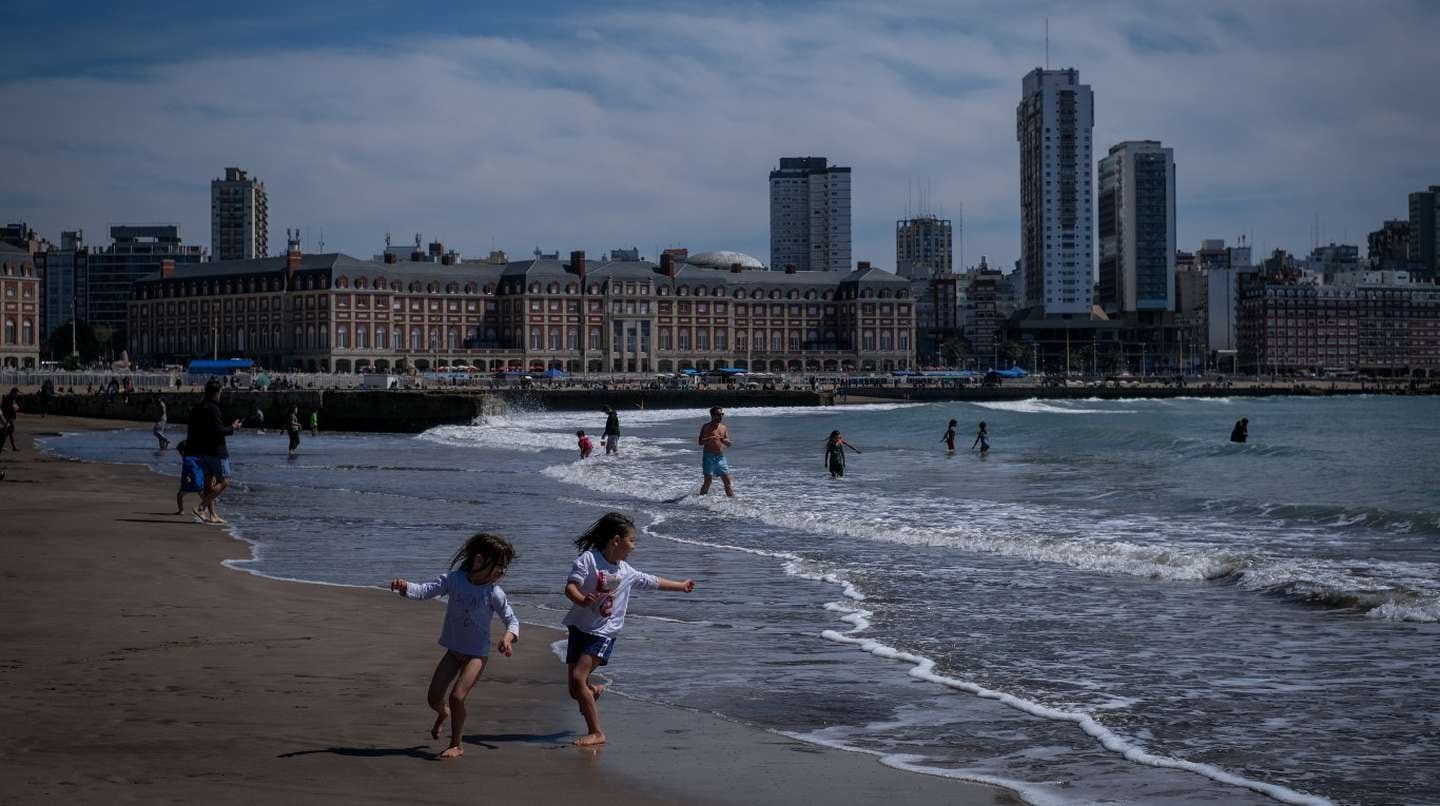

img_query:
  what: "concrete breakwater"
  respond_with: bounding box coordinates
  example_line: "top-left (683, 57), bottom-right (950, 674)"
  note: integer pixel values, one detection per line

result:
top-left (17, 388), bottom-right (827, 433)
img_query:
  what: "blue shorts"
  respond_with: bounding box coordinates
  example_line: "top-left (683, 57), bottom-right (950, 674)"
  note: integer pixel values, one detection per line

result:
top-left (702, 452), bottom-right (730, 477)
top-left (566, 626), bottom-right (616, 666)
top-left (197, 455), bottom-right (231, 482)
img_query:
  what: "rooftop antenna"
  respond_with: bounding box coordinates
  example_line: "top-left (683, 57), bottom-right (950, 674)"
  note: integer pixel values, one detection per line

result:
top-left (959, 201), bottom-right (965, 271)
top-left (385, 232), bottom-right (391, 248)
top-left (1045, 17), bottom-right (1050, 70)
top-left (318, 227), bottom-right (325, 253)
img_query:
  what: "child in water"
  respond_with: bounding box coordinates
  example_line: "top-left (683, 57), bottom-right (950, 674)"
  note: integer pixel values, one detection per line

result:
top-left (389, 533), bottom-right (519, 759)
top-left (562, 512), bottom-right (695, 747)
top-left (174, 439), bottom-right (203, 514)
top-left (942, 419), bottom-right (957, 452)
top-left (824, 430), bottom-right (862, 478)
top-left (577, 430), bottom-right (594, 459)
top-left (972, 421), bottom-right (990, 454)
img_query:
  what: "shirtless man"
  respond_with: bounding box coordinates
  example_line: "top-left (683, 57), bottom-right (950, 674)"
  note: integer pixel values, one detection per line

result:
top-left (697, 406), bottom-right (735, 497)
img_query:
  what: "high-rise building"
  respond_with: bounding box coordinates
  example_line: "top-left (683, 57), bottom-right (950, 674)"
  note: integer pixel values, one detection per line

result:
top-left (1408, 185), bottom-right (1439, 279)
top-left (1368, 220), bottom-right (1409, 270)
top-left (770, 157), bottom-right (851, 272)
top-left (895, 215), bottom-right (952, 279)
top-left (1098, 141), bottom-right (1175, 316)
top-left (1204, 239), bottom-right (1253, 355)
top-left (38, 230), bottom-right (87, 347)
top-left (1308, 243), bottom-right (1360, 284)
top-left (85, 225), bottom-right (204, 337)
top-left (1016, 68), bottom-right (1094, 315)
top-left (211, 166), bottom-right (269, 261)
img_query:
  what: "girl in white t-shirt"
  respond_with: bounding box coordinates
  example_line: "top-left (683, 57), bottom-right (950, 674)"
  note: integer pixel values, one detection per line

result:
top-left (562, 512), bottom-right (695, 747)
top-left (390, 532), bottom-right (519, 759)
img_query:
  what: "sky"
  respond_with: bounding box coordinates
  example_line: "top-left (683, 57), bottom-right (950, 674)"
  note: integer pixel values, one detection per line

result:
top-left (2, 0), bottom-right (1437, 273)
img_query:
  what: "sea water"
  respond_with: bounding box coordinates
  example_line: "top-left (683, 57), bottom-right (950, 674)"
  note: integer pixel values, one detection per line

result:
top-left (47, 395), bottom-right (1440, 804)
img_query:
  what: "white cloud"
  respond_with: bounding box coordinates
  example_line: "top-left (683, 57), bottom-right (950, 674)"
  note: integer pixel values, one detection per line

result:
top-left (1, 0), bottom-right (1436, 270)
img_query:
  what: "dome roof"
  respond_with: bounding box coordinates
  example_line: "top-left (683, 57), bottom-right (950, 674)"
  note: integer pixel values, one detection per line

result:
top-left (685, 250), bottom-right (766, 270)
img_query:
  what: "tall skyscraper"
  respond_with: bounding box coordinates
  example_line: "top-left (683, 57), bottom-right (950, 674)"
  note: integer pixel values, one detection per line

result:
top-left (84, 225), bottom-right (204, 335)
top-left (211, 166), bottom-right (269, 261)
top-left (895, 215), bottom-right (953, 279)
top-left (1097, 140), bottom-right (1175, 315)
top-left (1016, 68), bottom-right (1093, 315)
top-left (770, 157), bottom-right (851, 271)
top-left (1408, 185), bottom-right (1439, 279)
top-left (38, 230), bottom-right (87, 344)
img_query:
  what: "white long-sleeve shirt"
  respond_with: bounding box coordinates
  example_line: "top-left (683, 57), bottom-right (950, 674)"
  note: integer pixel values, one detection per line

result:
top-left (403, 570), bottom-right (520, 658)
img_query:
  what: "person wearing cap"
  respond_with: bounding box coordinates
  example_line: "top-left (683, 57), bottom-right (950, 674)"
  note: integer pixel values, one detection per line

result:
top-left (697, 406), bottom-right (734, 497)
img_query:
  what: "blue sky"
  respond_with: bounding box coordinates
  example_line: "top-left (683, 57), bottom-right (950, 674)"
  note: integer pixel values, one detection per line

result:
top-left (2, 0), bottom-right (1437, 271)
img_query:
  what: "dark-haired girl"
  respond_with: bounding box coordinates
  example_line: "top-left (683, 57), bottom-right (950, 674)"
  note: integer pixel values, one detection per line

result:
top-left (390, 533), bottom-right (520, 759)
top-left (942, 419), bottom-right (957, 453)
top-left (562, 512), bottom-right (694, 747)
top-left (824, 430), bottom-right (862, 478)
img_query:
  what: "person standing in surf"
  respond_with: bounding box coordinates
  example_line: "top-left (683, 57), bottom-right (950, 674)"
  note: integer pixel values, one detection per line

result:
top-left (971, 421), bottom-right (989, 455)
top-left (601, 405), bottom-right (621, 455)
top-left (153, 400), bottom-right (170, 450)
top-left (1230, 418), bottom-right (1248, 443)
top-left (824, 430), bottom-right (862, 478)
top-left (942, 419), bottom-right (957, 452)
top-left (287, 405), bottom-right (302, 455)
top-left (698, 406), bottom-right (734, 497)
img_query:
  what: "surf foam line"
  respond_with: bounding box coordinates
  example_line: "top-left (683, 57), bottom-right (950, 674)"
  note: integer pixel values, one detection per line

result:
top-left (636, 507), bottom-right (1333, 806)
top-left (819, 615), bottom-right (1333, 806)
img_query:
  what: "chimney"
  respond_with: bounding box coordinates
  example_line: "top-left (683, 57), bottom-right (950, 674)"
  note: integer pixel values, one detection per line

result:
top-left (661, 251), bottom-right (676, 277)
top-left (857, 261), bottom-right (871, 270)
top-left (784, 263), bottom-right (797, 274)
top-left (161, 258), bottom-right (175, 279)
top-left (384, 251), bottom-right (397, 264)
top-left (286, 244), bottom-right (302, 277)
top-left (571, 250), bottom-right (586, 279)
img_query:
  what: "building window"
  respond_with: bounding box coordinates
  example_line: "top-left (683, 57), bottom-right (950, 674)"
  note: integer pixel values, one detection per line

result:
top-left (337, 325), bottom-right (349, 349)
top-left (678, 329), bottom-right (691, 350)
top-left (530, 328), bottom-right (542, 350)
top-left (357, 325), bottom-right (369, 349)
top-left (411, 328), bottom-right (423, 351)
top-left (660, 327), bottom-right (672, 350)
top-left (715, 330), bottom-right (728, 351)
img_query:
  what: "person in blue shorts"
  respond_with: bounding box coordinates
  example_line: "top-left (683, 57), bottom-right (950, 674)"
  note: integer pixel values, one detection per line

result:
top-left (697, 406), bottom-right (734, 497)
top-left (185, 379), bottom-right (242, 524)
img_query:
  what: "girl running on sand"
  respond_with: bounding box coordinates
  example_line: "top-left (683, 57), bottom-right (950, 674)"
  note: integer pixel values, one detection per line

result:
top-left (562, 512), bottom-right (694, 747)
top-left (389, 533), bottom-right (519, 760)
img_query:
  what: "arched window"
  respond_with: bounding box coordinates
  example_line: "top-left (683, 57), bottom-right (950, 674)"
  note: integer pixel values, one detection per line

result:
top-left (547, 283), bottom-right (558, 294)
top-left (447, 327), bottom-right (459, 349)
top-left (529, 283), bottom-right (541, 293)
top-left (409, 282), bottom-right (422, 293)
top-left (355, 277), bottom-right (368, 289)
top-left (822, 290), bottom-right (834, 300)
top-left (410, 328), bottom-right (422, 351)
top-left (804, 289), bottom-right (816, 300)
top-left (337, 325), bottom-right (349, 349)
top-left (677, 286), bottom-right (689, 296)
top-left (446, 282), bottom-right (459, 294)
top-left (305, 324), bottom-right (316, 349)
top-left (751, 289), bottom-right (763, 300)
top-left (428, 328), bottom-right (440, 349)
top-left (336, 276), bottom-right (350, 289)
top-left (861, 289), bottom-right (874, 299)
top-left (427, 283), bottom-right (439, 294)
top-left (769, 289), bottom-right (782, 300)
top-left (658, 286), bottom-right (670, 296)
top-left (732, 289), bottom-right (744, 299)
top-left (588, 285), bottom-right (600, 294)
top-left (565, 284), bottom-right (577, 294)
top-left (483, 284), bottom-right (495, 294)
top-left (391, 281), bottom-right (402, 291)
top-left (21, 321), bottom-right (32, 345)
top-left (3, 319), bottom-right (14, 345)
top-left (464, 283), bottom-right (477, 294)
top-left (878, 289), bottom-right (893, 299)
top-left (787, 290), bottom-right (799, 299)
top-left (897, 288), bottom-right (909, 298)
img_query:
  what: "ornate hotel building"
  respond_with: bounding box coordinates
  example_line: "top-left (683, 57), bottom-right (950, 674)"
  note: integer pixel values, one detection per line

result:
top-left (1, 242), bottom-right (42, 368)
top-left (127, 245), bottom-right (916, 374)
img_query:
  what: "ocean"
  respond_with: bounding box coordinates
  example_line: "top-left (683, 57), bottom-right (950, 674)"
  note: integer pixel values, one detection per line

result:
top-left (46, 395), bottom-right (1440, 805)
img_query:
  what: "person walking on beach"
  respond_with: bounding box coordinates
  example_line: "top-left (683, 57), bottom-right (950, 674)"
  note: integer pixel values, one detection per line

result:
top-left (1, 388), bottom-right (21, 452)
top-left (390, 533), bottom-right (519, 760)
top-left (308, 410), bottom-right (319, 438)
top-left (40, 379), bottom-right (54, 418)
top-left (824, 430), bottom-right (862, 479)
top-left (153, 400), bottom-right (170, 450)
top-left (698, 406), bottom-right (734, 497)
top-left (562, 512), bottom-right (694, 747)
top-left (972, 421), bottom-right (990, 455)
top-left (185, 379), bottom-right (241, 525)
top-left (942, 419), bottom-right (957, 453)
top-left (602, 405), bottom-right (620, 455)
top-left (286, 406), bottom-right (302, 456)
top-left (1230, 418), bottom-right (1249, 444)
top-left (577, 430), bottom-right (594, 459)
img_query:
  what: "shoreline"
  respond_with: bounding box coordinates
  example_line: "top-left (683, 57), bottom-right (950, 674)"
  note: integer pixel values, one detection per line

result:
top-left (0, 417), bottom-right (1007, 805)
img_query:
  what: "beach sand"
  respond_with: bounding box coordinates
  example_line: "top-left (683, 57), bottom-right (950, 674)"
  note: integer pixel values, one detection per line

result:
top-left (0, 417), bottom-right (1008, 805)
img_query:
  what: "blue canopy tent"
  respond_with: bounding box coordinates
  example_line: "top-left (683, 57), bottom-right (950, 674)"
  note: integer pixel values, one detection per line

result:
top-left (713, 367), bottom-right (748, 375)
top-left (985, 367), bottom-right (1028, 379)
top-left (543, 368), bottom-right (569, 379)
top-left (680, 368), bottom-right (700, 376)
top-left (920, 370), bottom-right (978, 379)
top-left (188, 359), bottom-right (254, 375)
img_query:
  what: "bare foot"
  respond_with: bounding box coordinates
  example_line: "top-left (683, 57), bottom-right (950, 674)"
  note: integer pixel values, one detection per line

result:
top-left (575, 732), bottom-right (607, 747)
top-left (589, 683), bottom-right (606, 700)
top-left (436, 744), bottom-right (464, 759)
top-left (173, 509), bottom-right (184, 515)
top-left (191, 508), bottom-right (212, 524)
top-left (431, 711), bottom-right (447, 739)
top-left (208, 515), bottom-right (227, 525)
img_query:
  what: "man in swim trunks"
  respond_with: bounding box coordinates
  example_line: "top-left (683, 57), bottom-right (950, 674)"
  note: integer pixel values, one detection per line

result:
top-left (698, 406), bottom-right (734, 497)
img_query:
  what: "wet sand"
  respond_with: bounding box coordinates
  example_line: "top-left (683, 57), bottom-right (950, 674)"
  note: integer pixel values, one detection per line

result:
top-left (0, 417), bottom-right (1008, 805)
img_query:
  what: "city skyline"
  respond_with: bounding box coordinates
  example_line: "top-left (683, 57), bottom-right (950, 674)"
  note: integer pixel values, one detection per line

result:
top-left (2, 1), bottom-right (1438, 274)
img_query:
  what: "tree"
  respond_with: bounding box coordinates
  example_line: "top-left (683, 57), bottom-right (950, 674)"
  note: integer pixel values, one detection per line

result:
top-left (999, 340), bottom-right (1026, 368)
top-left (938, 334), bottom-right (972, 368)
top-left (47, 320), bottom-right (102, 363)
